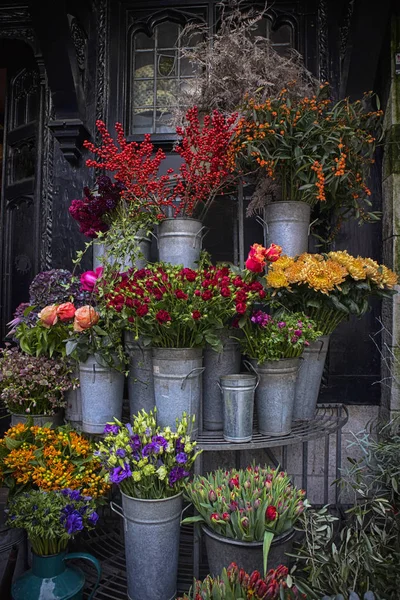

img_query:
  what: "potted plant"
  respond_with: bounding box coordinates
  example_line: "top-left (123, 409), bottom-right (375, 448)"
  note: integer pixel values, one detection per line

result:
top-left (178, 561), bottom-right (302, 599)
top-left (265, 250), bottom-right (398, 420)
top-left (0, 347), bottom-right (73, 427)
top-left (0, 421), bottom-right (109, 499)
top-left (239, 308), bottom-right (321, 436)
top-left (105, 261), bottom-right (266, 436)
top-left (182, 465), bottom-right (308, 577)
top-left (96, 409), bottom-right (201, 600)
top-left (8, 489), bottom-right (101, 600)
top-left (85, 107), bottom-right (238, 269)
top-left (69, 175), bottom-right (152, 271)
top-left (232, 87), bottom-right (383, 253)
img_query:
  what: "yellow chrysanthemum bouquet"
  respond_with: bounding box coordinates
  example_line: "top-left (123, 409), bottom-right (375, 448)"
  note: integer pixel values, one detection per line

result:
top-left (266, 251), bottom-right (398, 335)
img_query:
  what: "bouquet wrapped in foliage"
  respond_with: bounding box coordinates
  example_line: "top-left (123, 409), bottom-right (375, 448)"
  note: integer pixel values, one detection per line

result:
top-left (0, 347), bottom-right (73, 415)
top-left (266, 251), bottom-right (398, 335)
top-left (239, 311), bottom-right (321, 363)
top-left (84, 106), bottom-right (238, 222)
top-left (179, 562), bottom-right (303, 600)
top-left (231, 85), bottom-right (383, 234)
top-left (95, 409), bottom-right (201, 499)
top-left (103, 262), bottom-right (267, 351)
top-left (69, 175), bottom-right (124, 238)
top-left (0, 422), bottom-right (109, 498)
top-left (182, 465), bottom-right (307, 540)
top-left (7, 488), bottom-right (99, 555)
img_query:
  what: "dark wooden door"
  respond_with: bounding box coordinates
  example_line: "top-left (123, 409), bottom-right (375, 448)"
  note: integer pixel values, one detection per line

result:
top-left (0, 64), bottom-right (41, 337)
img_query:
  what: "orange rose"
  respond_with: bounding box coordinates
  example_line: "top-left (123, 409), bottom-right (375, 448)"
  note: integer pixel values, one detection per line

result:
top-left (73, 306), bottom-right (99, 332)
top-left (38, 305), bottom-right (58, 328)
top-left (56, 302), bottom-right (76, 322)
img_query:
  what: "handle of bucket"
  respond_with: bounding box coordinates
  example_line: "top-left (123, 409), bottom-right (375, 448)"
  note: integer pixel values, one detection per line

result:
top-left (148, 230), bottom-right (158, 246)
top-left (243, 360), bottom-right (260, 389)
top-left (181, 502), bottom-right (192, 521)
top-left (110, 501), bottom-right (128, 532)
top-left (181, 367), bottom-right (206, 390)
top-left (193, 226), bottom-right (208, 247)
top-left (256, 215), bottom-right (268, 234)
top-left (65, 552), bottom-right (101, 600)
top-left (308, 217), bottom-right (318, 236)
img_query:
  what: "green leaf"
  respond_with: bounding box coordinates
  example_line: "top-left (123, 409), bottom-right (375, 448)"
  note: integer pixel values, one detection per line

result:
top-left (181, 515), bottom-right (204, 525)
top-left (65, 340), bottom-right (78, 356)
top-left (263, 530), bottom-right (274, 576)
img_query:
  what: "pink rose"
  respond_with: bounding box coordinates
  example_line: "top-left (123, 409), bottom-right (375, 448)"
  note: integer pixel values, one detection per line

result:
top-left (38, 305), bottom-right (58, 328)
top-left (56, 302), bottom-right (76, 322)
top-left (80, 267), bottom-right (104, 292)
top-left (73, 306), bottom-right (100, 332)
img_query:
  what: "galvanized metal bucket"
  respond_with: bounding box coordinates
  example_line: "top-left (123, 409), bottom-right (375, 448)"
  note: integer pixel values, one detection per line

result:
top-left (93, 229), bottom-right (151, 270)
top-left (264, 201), bottom-right (311, 256)
top-left (202, 525), bottom-right (295, 576)
top-left (294, 335), bottom-right (330, 421)
top-left (152, 348), bottom-right (204, 439)
top-left (157, 218), bottom-right (206, 268)
top-left (219, 374), bottom-right (258, 442)
top-left (246, 358), bottom-right (300, 436)
top-left (111, 491), bottom-right (183, 600)
top-left (124, 331), bottom-right (155, 419)
top-left (0, 524), bottom-right (27, 586)
top-left (203, 332), bottom-right (241, 431)
top-left (64, 365), bottom-right (82, 430)
top-left (79, 355), bottom-right (125, 434)
top-left (11, 411), bottom-right (64, 428)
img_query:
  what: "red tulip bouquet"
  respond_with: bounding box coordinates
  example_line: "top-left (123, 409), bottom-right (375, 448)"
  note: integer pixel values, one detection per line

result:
top-left (101, 261), bottom-right (268, 351)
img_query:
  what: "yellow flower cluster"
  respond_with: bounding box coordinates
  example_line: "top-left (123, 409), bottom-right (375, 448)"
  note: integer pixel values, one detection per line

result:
top-left (266, 251), bottom-right (397, 295)
top-left (0, 424), bottom-right (109, 498)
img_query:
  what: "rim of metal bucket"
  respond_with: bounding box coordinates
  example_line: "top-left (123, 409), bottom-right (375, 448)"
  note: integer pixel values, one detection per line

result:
top-left (218, 373), bottom-right (259, 390)
top-left (201, 524), bottom-right (294, 546)
top-left (119, 489), bottom-right (183, 506)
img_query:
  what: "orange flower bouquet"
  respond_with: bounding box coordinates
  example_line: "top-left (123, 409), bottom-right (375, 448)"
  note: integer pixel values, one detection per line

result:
top-left (266, 251), bottom-right (398, 334)
top-left (0, 422), bottom-right (109, 498)
top-left (231, 84), bottom-right (383, 236)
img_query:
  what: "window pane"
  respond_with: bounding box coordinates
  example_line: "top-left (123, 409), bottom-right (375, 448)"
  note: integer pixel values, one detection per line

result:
top-left (133, 80), bottom-right (154, 107)
top-left (134, 52), bottom-right (154, 78)
top-left (157, 50), bottom-right (177, 77)
top-left (271, 24), bottom-right (293, 47)
top-left (135, 31), bottom-right (154, 50)
top-left (156, 79), bottom-right (177, 107)
top-left (132, 110), bottom-right (153, 133)
top-left (156, 22), bottom-right (179, 48)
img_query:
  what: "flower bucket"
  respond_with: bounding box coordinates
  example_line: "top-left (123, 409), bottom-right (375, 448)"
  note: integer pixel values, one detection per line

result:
top-left (220, 374), bottom-right (257, 443)
top-left (247, 358), bottom-right (300, 436)
top-left (294, 335), bottom-right (330, 421)
top-left (93, 228), bottom-right (151, 270)
top-left (203, 332), bottom-right (241, 431)
top-left (152, 348), bottom-right (204, 439)
top-left (202, 525), bottom-right (295, 576)
top-left (157, 218), bottom-right (205, 268)
top-left (124, 331), bottom-right (155, 419)
top-left (111, 491), bottom-right (182, 600)
top-left (11, 550), bottom-right (101, 600)
top-left (79, 355), bottom-right (125, 434)
top-left (0, 523), bottom-right (27, 589)
top-left (64, 366), bottom-right (81, 430)
top-left (264, 201), bottom-right (310, 256)
top-left (11, 412), bottom-right (64, 428)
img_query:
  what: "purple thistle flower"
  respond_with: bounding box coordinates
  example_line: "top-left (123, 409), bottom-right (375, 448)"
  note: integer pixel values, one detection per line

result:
top-left (116, 448), bottom-right (126, 458)
top-left (168, 466), bottom-right (190, 486)
top-left (109, 463), bottom-right (132, 484)
top-left (176, 452), bottom-right (188, 464)
top-left (104, 423), bottom-right (120, 435)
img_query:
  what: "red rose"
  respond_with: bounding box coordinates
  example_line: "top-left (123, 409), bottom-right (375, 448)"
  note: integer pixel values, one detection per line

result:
top-left (181, 268), bottom-right (197, 282)
top-left (259, 290), bottom-right (266, 299)
top-left (235, 302), bottom-right (247, 314)
top-left (194, 290), bottom-right (201, 296)
top-left (192, 310), bottom-right (201, 320)
top-left (245, 256), bottom-right (265, 273)
top-left (201, 290), bottom-right (213, 301)
top-left (265, 505), bottom-right (278, 521)
top-left (156, 310), bottom-right (171, 324)
top-left (56, 302), bottom-right (76, 322)
top-left (220, 287), bottom-right (231, 297)
top-left (265, 243), bottom-right (282, 262)
top-left (175, 290), bottom-right (188, 300)
top-left (235, 290), bottom-right (247, 302)
top-left (136, 304), bottom-right (149, 317)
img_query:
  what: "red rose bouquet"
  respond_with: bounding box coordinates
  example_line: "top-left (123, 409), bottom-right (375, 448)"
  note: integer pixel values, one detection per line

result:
top-left (103, 262), bottom-right (267, 351)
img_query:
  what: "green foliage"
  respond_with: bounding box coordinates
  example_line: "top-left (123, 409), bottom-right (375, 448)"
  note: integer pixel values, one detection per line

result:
top-left (15, 321), bottom-right (71, 358)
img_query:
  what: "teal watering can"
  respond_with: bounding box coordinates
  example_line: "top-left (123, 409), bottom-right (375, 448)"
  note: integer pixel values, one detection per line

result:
top-left (11, 550), bottom-right (101, 600)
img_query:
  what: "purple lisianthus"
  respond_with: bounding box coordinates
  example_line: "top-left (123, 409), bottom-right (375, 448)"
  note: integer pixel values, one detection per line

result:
top-left (126, 423), bottom-right (134, 436)
top-left (104, 423), bottom-right (120, 435)
top-left (251, 310), bottom-right (271, 328)
top-left (129, 434), bottom-right (141, 451)
top-left (291, 335), bottom-right (299, 343)
top-left (277, 321), bottom-right (286, 329)
top-left (69, 490), bottom-right (83, 501)
top-left (168, 466), bottom-right (189, 487)
top-left (63, 511), bottom-right (84, 535)
top-left (176, 437), bottom-right (185, 453)
top-left (116, 448), bottom-right (126, 458)
top-left (88, 511), bottom-right (99, 526)
top-left (142, 442), bottom-right (158, 457)
top-left (176, 452), bottom-right (188, 464)
top-left (152, 435), bottom-right (168, 450)
top-left (109, 463), bottom-right (132, 484)
top-left (294, 329), bottom-right (302, 337)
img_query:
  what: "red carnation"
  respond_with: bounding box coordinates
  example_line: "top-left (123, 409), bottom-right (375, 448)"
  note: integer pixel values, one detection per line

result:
top-left (194, 290), bottom-right (201, 296)
top-left (265, 505), bottom-right (278, 521)
top-left (136, 304), bottom-right (149, 317)
top-left (236, 302), bottom-right (247, 315)
top-left (192, 310), bottom-right (201, 320)
top-left (181, 268), bottom-right (197, 282)
top-left (201, 290), bottom-right (213, 301)
top-left (221, 287), bottom-right (231, 297)
top-left (175, 289), bottom-right (188, 300)
top-left (235, 290), bottom-right (248, 302)
top-left (156, 310), bottom-right (171, 324)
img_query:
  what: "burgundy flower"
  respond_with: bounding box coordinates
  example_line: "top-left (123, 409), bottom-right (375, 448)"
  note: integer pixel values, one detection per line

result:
top-left (192, 310), bottom-right (201, 320)
top-left (180, 268), bottom-right (197, 282)
top-left (201, 290), bottom-right (212, 301)
top-left (220, 287), bottom-right (231, 297)
top-left (80, 267), bottom-right (104, 292)
top-left (175, 290), bottom-right (188, 300)
top-left (265, 505), bottom-right (278, 521)
top-left (136, 304), bottom-right (149, 317)
top-left (236, 302), bottom-right (247, 314)
top-left (156, 310), bottom-right (171, 324)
